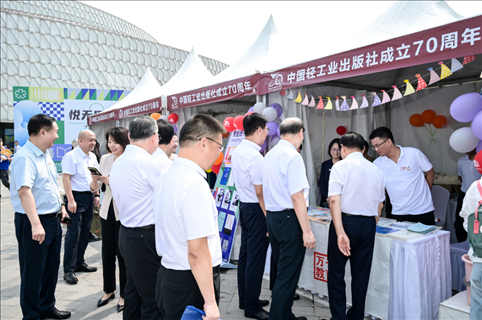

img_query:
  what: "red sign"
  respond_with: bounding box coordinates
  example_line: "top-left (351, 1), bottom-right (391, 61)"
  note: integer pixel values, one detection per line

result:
top-left (314, 252), bottom-right (328, 282)
top-left (87, 109), bottom-right (117, 126)
top-left (166, 74), bottom-right (262, 111)
top-left (87, 97), bottom-right (162, 125)
top-left (257, 16), bottom-right (482, 95)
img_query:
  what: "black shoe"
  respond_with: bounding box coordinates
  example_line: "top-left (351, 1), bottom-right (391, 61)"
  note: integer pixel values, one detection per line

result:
top-left (239, 299), bottom-right (269, 309)
top-left (40, 308), bottom-right (71, 319)
top-left (89, 233), bottom-right (101, 242)
top-left (75, 263), bottom-right (97, 273)
top-left (295, 317), bottom-right (307, 320)
top-left (293, 293), bottom-right (300, 300)
top-left (245, 309), bottom-right (269, 320)
top-left (117, 304), bottom-right (124, 313)
top-left (97, 293), bottom-right (115, 307)
top-left (63, 272), bottom-right (78, 284)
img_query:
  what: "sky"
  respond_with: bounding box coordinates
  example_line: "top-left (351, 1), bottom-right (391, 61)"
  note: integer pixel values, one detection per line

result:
top-left (79, 1), bottom-right (481, 66)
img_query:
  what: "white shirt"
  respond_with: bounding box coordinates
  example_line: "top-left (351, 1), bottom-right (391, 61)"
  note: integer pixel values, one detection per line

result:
top-left (262, 140), bottom-right (309, 211)
top-left (153, 147), bottom-right (175, 169)
top-left (374, 146), bottom-right (434, 215)
top-left (458, 155), bottom-right (482, 193)
top-left (328, 152), bottom-right (385, 216)
top-left (61, 147), bottom-right (98, 192)
top-left (231, 139), bottom-right (263, 203)
top-left (459, 178), bottom-right (482, 263)
top-left (15, 145), bottom-right (22, 153)
top-left (110, 145), bottom-right (169, 228)
top-left (153, 157), bottom-right (222, 270)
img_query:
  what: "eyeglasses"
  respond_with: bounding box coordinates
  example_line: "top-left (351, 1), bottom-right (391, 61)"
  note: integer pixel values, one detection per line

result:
top-left (372, 139), bottom-right (388, 150)
top-left (201, 137), bottom-right (224, 152)
top-left (331, 149), bottom-right (341, 152)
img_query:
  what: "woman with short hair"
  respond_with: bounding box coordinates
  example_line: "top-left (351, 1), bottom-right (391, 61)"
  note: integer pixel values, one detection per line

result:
top-left (318, 138), bottom-right (341, 207)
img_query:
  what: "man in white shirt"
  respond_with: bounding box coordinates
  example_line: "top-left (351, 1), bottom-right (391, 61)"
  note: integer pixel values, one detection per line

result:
top-left (459, 150), bottom-right (482, 319)
top-left (153, 119), bottom-right (176, 163)
top-left (61, 129), bottom-right (99, 284)
top-left (262, 117), bottom-right (316, 320)
top-left (455, 148), bottom-right (481, 241)
top-left (369, 127), bottom-right (435, 225)
top-left (110, 116), bottom-right (168, 320)
top-left (327, 132), bottom-right (385, 320)
top-left (153, 114), bottom-right (225, 320)
top-left (14, 140), bottom-right (22, 153)
top-left (231, 113), bottom-right (270, 319)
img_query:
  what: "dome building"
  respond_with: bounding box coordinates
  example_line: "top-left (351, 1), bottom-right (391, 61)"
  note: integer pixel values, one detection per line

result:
top-left (0, 0), bottom-right (228, 129)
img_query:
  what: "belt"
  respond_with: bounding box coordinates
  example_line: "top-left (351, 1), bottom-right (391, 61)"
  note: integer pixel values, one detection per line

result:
top-left (123, 224), bottom-right (155, 230)
top-left (73, 191), bottom-right (93, 194)
top-left (42, 210), bottom-right (62, 218)
top-left (342, 212), bottom-right (375, 218)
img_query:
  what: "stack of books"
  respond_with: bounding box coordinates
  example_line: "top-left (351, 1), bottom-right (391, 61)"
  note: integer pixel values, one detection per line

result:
top-left (407, 222), bottom-right (437, 234)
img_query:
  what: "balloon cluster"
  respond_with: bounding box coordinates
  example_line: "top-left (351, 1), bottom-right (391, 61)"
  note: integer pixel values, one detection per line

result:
top-left (150, 113), bottom-right (178, 134)
top-left (222, 102), bottom-right (284, 153)
top-left (409, 109), bottom-right (447, 145)
top-left (449, 93), bottom-right (482, 153)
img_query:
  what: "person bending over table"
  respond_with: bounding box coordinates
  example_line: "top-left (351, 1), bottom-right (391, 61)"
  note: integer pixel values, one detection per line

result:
top-left (318, 138), bottom-right (341, 207)
top-left (369, 127), bottom-right (435, 225)
top-left (328, 131), bottom-right (385, 320)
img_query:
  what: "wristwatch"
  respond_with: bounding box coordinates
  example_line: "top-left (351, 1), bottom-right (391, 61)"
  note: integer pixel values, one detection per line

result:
top-left (94, 195), bottom-right (100, 198)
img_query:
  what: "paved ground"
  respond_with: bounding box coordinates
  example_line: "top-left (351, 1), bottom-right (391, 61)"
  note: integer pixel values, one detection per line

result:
top-left (1, 178), bottom-right (332, 319)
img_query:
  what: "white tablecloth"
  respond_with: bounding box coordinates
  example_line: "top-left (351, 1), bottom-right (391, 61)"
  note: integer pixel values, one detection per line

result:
top-left (296, 221), bottom-right (451, 320)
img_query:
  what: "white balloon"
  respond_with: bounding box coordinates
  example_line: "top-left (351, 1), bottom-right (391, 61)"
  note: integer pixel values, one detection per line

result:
top-left (262, 107), bottom-right (277, 122)
top-left (159, 115), bottom-right (169, 121)
top-left (271, 135), bottom-right (280, 146)
top-left (274, 118), bottom-right (282, 125)
top-left (253, 102), bottom-right (266, 113)
top-left (449, 127), bottom-right (480, 153)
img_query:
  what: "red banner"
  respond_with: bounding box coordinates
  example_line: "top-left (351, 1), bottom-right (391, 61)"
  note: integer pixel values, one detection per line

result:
top-left (87, 97), bottom-right (162, 125)
top-left (87, 109), bottom-right (117, 126)
top-left (167, 74), bottom-right (262, 111)
top-left (257, 16), bottom-right (482, 95)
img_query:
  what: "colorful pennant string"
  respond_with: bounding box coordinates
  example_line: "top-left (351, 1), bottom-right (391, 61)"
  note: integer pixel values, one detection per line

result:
top-left (391, 85), bottom-right (402, 100)
top-left (325, 97), bottom-right (333, 110)
top-left (415, 74), bottom-right (427, 91)
top-left (439, 61), bottom-right (452, 79)
top-left (428, 67), bottom-right (440, 85)
top-left (308, 95), bottom-right (316, 107)
top-left (287, 89), bottom-right (293, 99)
top-left (279, 89), bottom-right (286, 96)
top-left (301, 93), bottom-right (309, 105)
top-left (360, 95), bottom-right (369, 108)
top-left (350, 96), bottom-right (358, 110)
top-left (463, 55), bottom-right (476, 65)
top-left (340, 96), bottom-right (350, 111)
top-left (335, 96), bottom-right (340, 111)
top-left (372, 93), bottom-right (381, 106)
top-left (451, 58), bottom-right (463, 73)
top-left (316, 96), bottom-right (324, 109)
top-left (404, 79), bottom-right (415, 96)
top-left (381, 90), bottom-right (391, 104)
top-left (294, 91), bottom-right (302, 103)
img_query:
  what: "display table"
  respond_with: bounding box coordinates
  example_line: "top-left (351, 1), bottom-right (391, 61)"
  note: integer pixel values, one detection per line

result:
top-left (439, 291), bottom-right (470, 320)
top-left (297, 216), bottom-right (451, 320)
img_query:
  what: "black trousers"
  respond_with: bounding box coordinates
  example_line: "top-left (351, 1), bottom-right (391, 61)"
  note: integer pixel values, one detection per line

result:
top-left (156, 263), bottom-right (220, 320)
top-left (119, 225), bottom-right (162, 320)
top-left (266, 209), bottom-right (306, 320)
top-left (15, 212), bottom-right (62, 320)
top-left (328, 214), bottom-right (376, 320)
top-left (393, 210), bottom-right (435, 225)
top-left (455, 193), bottom-right (468, 242)
top-left (1, 169), bottom-right (10, 190)
top-left (101, 201), bottom-right (126, 297)
top-left (238, 202), bottom-right (269, 314)
top-left (63, 191), bottom-right (94, 272)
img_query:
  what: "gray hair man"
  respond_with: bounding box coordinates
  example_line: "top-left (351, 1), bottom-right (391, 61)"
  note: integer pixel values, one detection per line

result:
top-left (262, 117), bottom-right (316, 320)
top-left (110, 116), bottom-right (168, 320)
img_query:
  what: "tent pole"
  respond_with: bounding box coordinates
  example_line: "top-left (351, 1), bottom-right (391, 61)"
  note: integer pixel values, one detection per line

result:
top-left (322, 110), bottom-right (325, 164)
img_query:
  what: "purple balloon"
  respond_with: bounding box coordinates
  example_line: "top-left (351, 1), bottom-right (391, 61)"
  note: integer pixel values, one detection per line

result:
top-left (269, 103), bottom-right (283, 118)
top-left (267, 122), bottom-right (278, 136)
top-left (472, 110), bottom-right (482, 140)
top-left (277, 127), bottom-right (280, 137)
top-left (477, 140), bottom-right (482, 153)
top-left (260, 139), bottom-right (267, 153)
top-left (172, 124), bottom-right (178, 134)
top-left (248, 106), bottom-right (254, 113)
top-left (450, 93), bottom-right (482, 123)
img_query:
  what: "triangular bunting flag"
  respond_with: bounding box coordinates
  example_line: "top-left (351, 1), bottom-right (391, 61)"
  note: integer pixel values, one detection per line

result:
top-left (391, 85), bottom-right (402, 100)
top-left (287, 89), bottom-right (293, 100)
top-left (372, 93), bottom-right (381, 106)
top-left (428, 68), bottom-right (440, 85)
top-left (463, 55), bottom-right (476, 65)
top-left (308, 95), bottom-right (315, 107)
top-left (335, 96), bottom-right (340, 111)
top-left (381, 90), bottom-right (391, 104)
top-left (301, 93), bottom-right (309, 105)
top-left (415, 74), bottom-right (427, 91)
top-left (279, 89), bottom-right (286, 96)
top-left (439, 61), bottom-right (452, 79)
top-left (294, 91), bottom-right (302, 103)
top-left (404, 79), bottom-right (415, 96)
top-left (350, 96), bottom-right (358, 110)
top-left (451, 58), bottom-right (463, 73)
top-left (325, 97), bottom-right (333, 110)
top-left (340, 96), bottom-right (350, 111)
top-left (360, 95), bottom-right (369, 108)
top-left (316, 96), bottom-right (324, 109)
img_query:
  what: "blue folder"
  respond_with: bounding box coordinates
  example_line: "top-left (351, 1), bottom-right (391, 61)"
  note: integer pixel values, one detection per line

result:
top-left (181, 306), bottom-right (205, 320)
